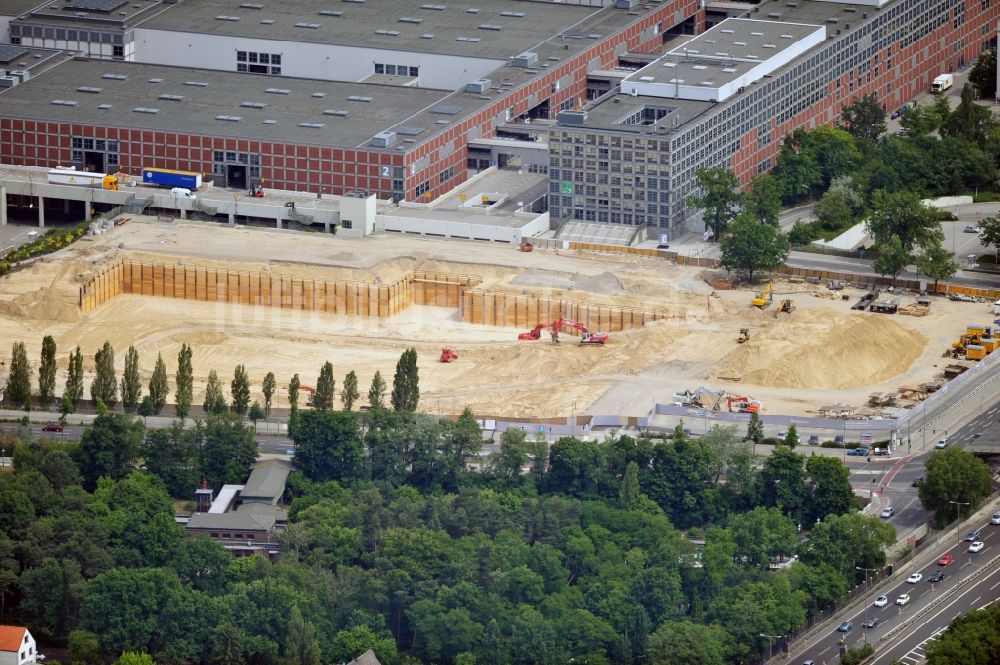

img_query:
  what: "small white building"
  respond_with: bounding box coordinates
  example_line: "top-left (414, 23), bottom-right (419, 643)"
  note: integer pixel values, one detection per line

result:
top-left (0, 626), bottom-right (37, 665)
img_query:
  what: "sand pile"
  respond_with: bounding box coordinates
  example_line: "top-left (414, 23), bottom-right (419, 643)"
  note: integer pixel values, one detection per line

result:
top-left (707, 310), bottom-right (927, 389)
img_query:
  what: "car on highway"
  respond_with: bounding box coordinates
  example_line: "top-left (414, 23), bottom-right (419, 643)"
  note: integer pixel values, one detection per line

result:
top-left (991, 512), bottom-right (1000, 525)
top-left (896, 593), bottom-right (911, 606)
top-left (808, 435), bottom-right (820, 445)
top-left (906, 573), bottom-right (923, 583)
top-left (41, 423), bottom-right (63, 432)
top-left (873, 595), bottom-right (889, 607)
top-left (880, 507), bottom-right (895, 518)
top-left (938, 552), bottom-right (954, 566)
top-left (912, 476), bottom-right (923, 487)
top-left (968, 541), bottom-right (985, 553)
top-left (927, 570), bottom-right (946, 583)
top-left (862, 617), bottom-right (879, 630)
top-left (847, 447), bottom-right (869, 456)
top-left (964, 529), bottom-right (981, 542)
top-left (836, 621), bottom-right (853, 633)
top-left (964, 225), bottom-right (980, 233)
top-left (936, 438), bottom-right (949, 449)
top-left (802, 661), bottom-right (816, 665)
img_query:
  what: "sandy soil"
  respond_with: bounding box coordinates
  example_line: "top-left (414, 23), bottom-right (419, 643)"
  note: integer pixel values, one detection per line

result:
top-left (0, 218), bottom-right (992, 418)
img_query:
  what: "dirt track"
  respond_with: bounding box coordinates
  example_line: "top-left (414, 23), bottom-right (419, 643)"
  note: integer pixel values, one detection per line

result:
top-left (0, 219), bottom-right (988, 418)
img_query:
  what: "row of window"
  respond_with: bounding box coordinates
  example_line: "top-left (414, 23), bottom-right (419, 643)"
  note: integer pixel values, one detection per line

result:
top-left (374, 63), bottom-right (420, 77)
top-left (208, 532), bottom-right (255, 539)
top-left (237, 51), bottom-right (282, 76)
top-left (10, 24), bottom-right (124, 44)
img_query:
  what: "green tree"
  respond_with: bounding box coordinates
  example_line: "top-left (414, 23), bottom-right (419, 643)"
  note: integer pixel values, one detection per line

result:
top-left (918, 446), bottom-right (993, 524)
top-left (942, 83), bottom-right (994, 144)
top-left (330, 625), bottom-right (398, 665)
top-left (120, 345), bottom-right (142, 413)
top-left (742, 173), bottom-right (783, 226)
top-left (787, 561), bottom-right (849, 616)
top-left (137, 395), bottom-right (155, 424)
top-left (145, 423), bottom-right (201, 498)
top-left (391, 347), bottom-right (420, 412)
top-left (619, 460), bottom-right (642, 509)
top-left (648, 620), bottom-right (727, 665)
top-left (916, 242), bottom-right (959, 290)
top-left (688, 166), bottom-right (741, 240)
top-left (968, 48), bottom-right (998, 99)
top-left (314, 361), bottom-right (335, 411)
top-left (76, 411), bottom-right (145, 490)
top-left (784, 423), bottom-right (800, 448)
top-left (284, 606), bottom-right (321, 665)
top-left (69, 629), bottom-right (103, 665)
top-left (148, 352), bottom-right (169, 415)
top-left (38, 335), bottom-right (57, 405)
top-left (729, 506), bottom-right (798, 568)
top-left (248, 401), bottom-right (265, 426)
top-left (92, 341), bottom-right (118, 407)
top-left (261, 371), bottom-right (276, 417)
top-left (979, 214), bottom-right (1000, 262)
top-left (798, 512), bottom-right (895, 583)
top-left (758, 446), bottom-right (808, 522)
top-left (60, 394), bottom-right (75, 424)
top-left (65, 344), bottom-right (84, 405)
top-left (175, 342), bottom-right (193, 419)
top-left (814, 187), bottom-right (854, 232)
top-left (804, 456), bottom-right (856, 524)
top-left (441, 406), bottom-right (483, 488)
top-left (114, 653), bottom-right (156, 665)
top-left (839, 93), bottom-right (887, 146)
top-left (925, 601), bottom-right (1000, 664)
top-left (719, 215), bottom-right (789, 281)
top-left (872, 235), bottom-right (910, 284)
top-left (209, 623), bottom-right (246, 665)
top-left (288, 373), bottom-right (300, 409)
top-left (4, 341), bottom-right (31, 411)
top-left (488, 426), bottom-right (530, 480)
top-left (867, 190), bottom-right (943, 253)
top-left (230, 364), bottom-right (251, 415)
top-left (645, 426), bottom-right (722, 528)
top-left (341, 370), bottom-right (360, 411)
top-left (746, 411), bottom-right (764, 447)
top-left (204, 369), bottom-right (227, 415)
top-left (368, 370), bottom-right (387, 409)
top-left (292, 410), bottom-right (364, 483)
top-left (200, 412), bottom-right (258, 489)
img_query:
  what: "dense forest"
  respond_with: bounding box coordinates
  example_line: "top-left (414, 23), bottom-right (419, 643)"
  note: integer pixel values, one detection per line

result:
top-left (0, 406), bottom-right (897, 665)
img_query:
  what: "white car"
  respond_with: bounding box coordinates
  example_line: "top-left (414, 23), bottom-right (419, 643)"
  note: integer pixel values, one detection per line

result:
top-left (896, 594), bottom-right (911, 606)
top-left (968, 541), bottom-right (984, 553)
top-left (906, 573), bottom-right (923, 584)
top-left (964, 226), bottom-right (980, 233)
top-left (991, 512), bottom-right (1000, 525)
top-left (880, 507), bottom-right (895, 519)
top-left (874, 595), bottom-right (889, 607)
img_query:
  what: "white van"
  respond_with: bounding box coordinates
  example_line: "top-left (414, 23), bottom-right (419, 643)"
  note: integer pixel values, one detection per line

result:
top-left (936, 438), bottom-right (948, 449)
top-left (170, 187), bottom-right (196, 199)
top-left (993, 300), bottom-right (1000, 315)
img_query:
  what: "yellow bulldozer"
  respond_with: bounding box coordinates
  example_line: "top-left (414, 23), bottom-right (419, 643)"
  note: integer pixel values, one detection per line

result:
top-left (752, 282), bottom-right (773, 308)
top-left (737, 328), bottom-right (750, 344)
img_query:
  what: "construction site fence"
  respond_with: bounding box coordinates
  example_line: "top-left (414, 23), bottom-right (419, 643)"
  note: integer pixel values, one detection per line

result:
top-left (460, 287), bottom-right (667, 332)
top-left (652, 402), bottom-right (900, 433)
top-left (78, 260), bottom-right (496, 319)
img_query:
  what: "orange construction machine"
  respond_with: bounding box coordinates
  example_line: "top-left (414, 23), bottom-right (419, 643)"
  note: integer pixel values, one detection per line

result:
top-left (440, 347), bottom-right (458, 363)
top-left (519, 318), bottom-right (609, 345)
top-left (727, 395), bottom-right (762, 414)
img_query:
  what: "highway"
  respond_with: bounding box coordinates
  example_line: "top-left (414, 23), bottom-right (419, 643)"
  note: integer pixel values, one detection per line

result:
top-left (790, 516), bottom-right (1000, 665)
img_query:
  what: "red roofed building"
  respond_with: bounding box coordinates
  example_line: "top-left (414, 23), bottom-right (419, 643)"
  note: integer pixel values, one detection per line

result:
top-left (0, 626), bottom-right (37, 665)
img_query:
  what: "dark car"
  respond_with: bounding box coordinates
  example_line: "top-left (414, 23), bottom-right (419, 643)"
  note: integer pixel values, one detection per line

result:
top-left (862, 617), bottom-right (879, 630)
top-left (912, 476), bottom-right (923, 487)
top-left (656, 243), bottom-right (670, 250)
top-left (891, 109), bottom-right (902, 119)
top-left (836, 621), bottom-right (853, 632)
top-left (928, 570), bottom-right (946, 583)
top-left (847, 447), bottom-right (869, 456)
top-left (41, 423), bottom-right (64, 432)
top-left (964, 529), bottom-right (981, 542)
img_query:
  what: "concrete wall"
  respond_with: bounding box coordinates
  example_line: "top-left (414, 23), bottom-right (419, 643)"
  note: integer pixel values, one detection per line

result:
top-left (379, 213), bottom-right (520, 243)
top-left (461, 288), bottom-right (665, 331)
top-left (131, 29), bottom-right (504, 90)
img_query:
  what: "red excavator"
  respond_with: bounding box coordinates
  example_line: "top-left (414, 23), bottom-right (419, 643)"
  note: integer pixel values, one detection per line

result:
top-left (440, 347), bottom-right (458, 363)
top-left (727, 394), bottom-right (762, 414)
top-left (299, 385), bottom-right (317, 407)
top-left (519, 318), bottom-right (609, 345)
top-left (518, 322), bottom-right (551, 340)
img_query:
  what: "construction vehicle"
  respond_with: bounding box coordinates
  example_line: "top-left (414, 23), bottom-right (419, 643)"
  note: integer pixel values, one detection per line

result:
top-left (439, 347), bottom-right (458, 363)
top-left (737, 328), bottom-right (750, 344)
top-left (248, 184), bottom-right (265, 197)
top-left (673, 387), bottom-right (726, 411)
top-left (518, 240), bottom-right (534, 252)
top-left (518, 322), bottom-right (551, 340)
top-left (299, 385), bottom-right (317, 407)
top-left (727, 395), bottom-right (763, 413)
top-left (752, 282), bottom-right (773, 308)
top-left (519, 318), bottom-right (609, 345)
top-left (774, 299), bottom-right (794, 316)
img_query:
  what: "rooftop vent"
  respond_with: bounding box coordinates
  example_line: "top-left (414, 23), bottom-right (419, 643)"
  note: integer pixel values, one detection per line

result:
top-left (398, 16), bottom-right (422, 23)
top-left (215, 115), bottom-right (242, 122)
top-left (183, 81), bottom-right (208, 87)
top-left (50, 99), bottom-right (78, 106)
top-left (512, 51), bottom-right (538, 68)
top-left (421, 4), bottom-right (446, 9)
top-left (372, 131), bottom-right (396, 147)
top-left (558, 110), bottom-right (588, 125)
top-left (347, 95), bottom-right (373, 102)
top-left (240, 101), bottom-right (267, 108)
top-left (239, 2), bottom-right (263, 8)
top-left (375, 29), bottom-right (401, 36)
top-left (295, 22), bottom-right (321, 28)
top-left (298, 122), bottom-right (325, 128)
top-left (421, 33), bottom-right (435, 39)
top-left (324, 109), bottom-right (349, 116)
top-left (158, 94), bottom-right (184, 101)
top-left (148, 78), bottom-right (163, 83)
top-left (501, 11), bottom-right (525, 17)
top-left (265, 87), bottom-right (290, 94)
top-left (77, 86), bottom-right (102, 93)
top-left (263, 119), bottom-right (277, 125)
top-left (102, 73), bottom-right (127, 80)
top-left (133, 107), bottom-right (159, 114)
top-left (98, 103), bottom-right (112, 109)
top-left (319, 10), bottom-right (343, 16)
top-left (466, 78), bottom-right (491, 93)
top-left (479, 24), bottom-right (503, 31)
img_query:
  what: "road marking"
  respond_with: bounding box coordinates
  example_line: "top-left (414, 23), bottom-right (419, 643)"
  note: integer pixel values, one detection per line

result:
top-left (818, 646), bottom-right (830, 656)
top-left (990, 579), bottom-right (1000, 591)
top-left (896, 627), bottom-right (946, 664)
top-left (972, 596), bottom-right (981, 605)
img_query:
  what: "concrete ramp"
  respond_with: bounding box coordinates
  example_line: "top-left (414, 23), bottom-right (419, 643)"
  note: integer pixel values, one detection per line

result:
top-left (556, 221), bottom-right (636, 246)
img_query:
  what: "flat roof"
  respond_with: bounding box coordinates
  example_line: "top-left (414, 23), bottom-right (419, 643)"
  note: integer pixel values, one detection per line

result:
top-left (1, 1), bottom-right (51, 18)
top-left (623, 18), bottom-right (823, 88)
top-left (16, 0), bottom-right (170, 28)
top-left (0, 58), bottom-right (468, 149)
top-left (131, 0), bottom-right (674, 72)
top-left (560, 92), bottom-right (714, 133)
top-left (138, 0), bottom-right (601, 60)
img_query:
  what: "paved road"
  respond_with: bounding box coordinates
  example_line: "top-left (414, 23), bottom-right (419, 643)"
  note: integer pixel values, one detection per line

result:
top-left (790, 516), bottom-right (1000, 665)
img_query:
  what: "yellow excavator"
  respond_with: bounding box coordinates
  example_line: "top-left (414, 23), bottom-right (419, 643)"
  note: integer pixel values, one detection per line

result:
top-left (752, 282), bottom-right (773, 308)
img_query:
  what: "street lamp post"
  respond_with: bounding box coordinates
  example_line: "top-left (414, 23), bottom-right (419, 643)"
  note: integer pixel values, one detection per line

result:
top-left (856, 566), bottom-right (877, 645)
top-left (949, 500), bottom-right (970, 585)
top-left (759, 633), bottom-right (781, 663)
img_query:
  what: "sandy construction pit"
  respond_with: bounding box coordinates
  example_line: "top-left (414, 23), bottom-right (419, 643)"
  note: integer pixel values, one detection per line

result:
top-left (0, 219), bottom-right (988, 419)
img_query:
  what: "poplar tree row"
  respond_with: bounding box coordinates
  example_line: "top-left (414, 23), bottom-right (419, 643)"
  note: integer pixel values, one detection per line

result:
top-left (3, 339), bottom-right (421, 420)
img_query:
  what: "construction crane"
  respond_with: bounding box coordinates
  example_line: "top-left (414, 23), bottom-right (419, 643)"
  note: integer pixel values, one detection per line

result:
top-left (752, 282), bottom-right (774, 308)
top-left (737, 328), bottom-right (750, 344)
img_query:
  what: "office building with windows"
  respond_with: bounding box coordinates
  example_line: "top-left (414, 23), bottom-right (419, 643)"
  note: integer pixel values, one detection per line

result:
top-left (550, 0), bottom-right (1000, 239)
